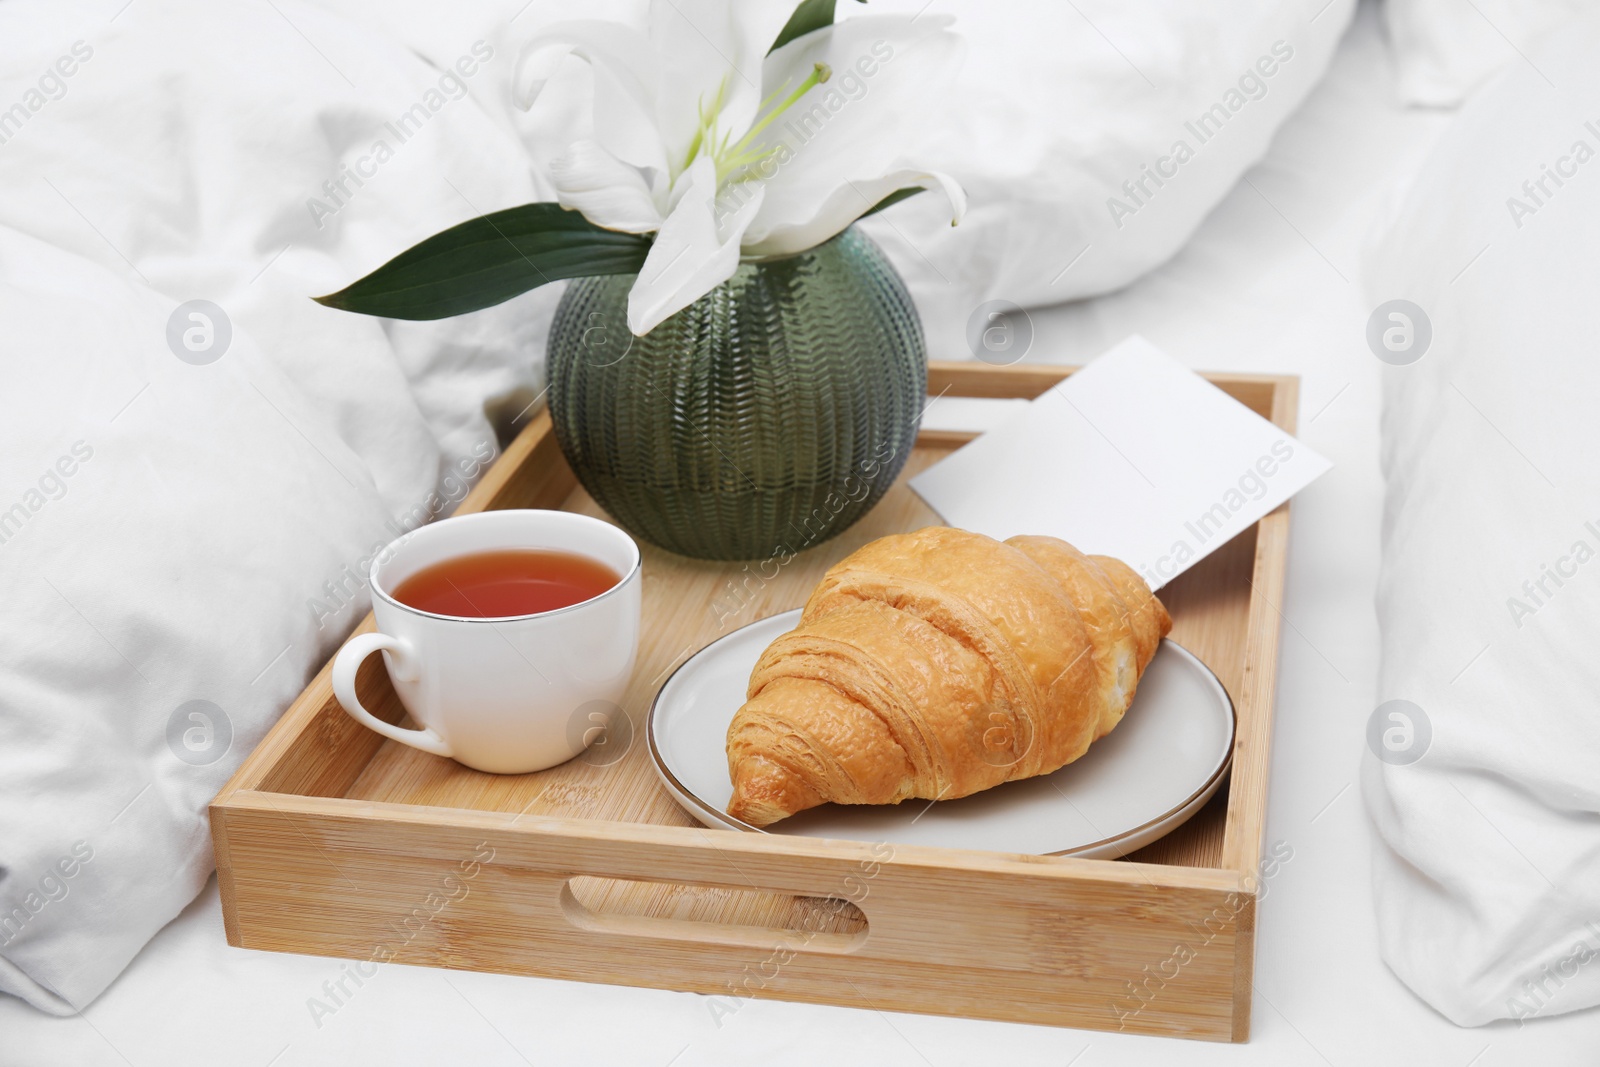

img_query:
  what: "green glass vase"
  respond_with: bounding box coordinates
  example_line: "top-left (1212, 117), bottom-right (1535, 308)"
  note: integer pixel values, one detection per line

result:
top-left (545, 226), bottom-right (925, 561)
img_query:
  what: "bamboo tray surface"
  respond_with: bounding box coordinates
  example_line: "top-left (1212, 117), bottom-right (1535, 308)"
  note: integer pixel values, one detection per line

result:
top-left (212, 361), bottom-right (1296, 1042)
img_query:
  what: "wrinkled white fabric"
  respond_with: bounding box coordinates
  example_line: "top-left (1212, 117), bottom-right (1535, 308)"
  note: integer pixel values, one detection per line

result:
top-left (0, 0), bottom-right (552, 1013)
top-left (1366, 9), bottom-right (1600, 1026)
top-left (1382, 0), bottom-right (1595, 108)
top-left (852, 0), bottom-right (1358, 353)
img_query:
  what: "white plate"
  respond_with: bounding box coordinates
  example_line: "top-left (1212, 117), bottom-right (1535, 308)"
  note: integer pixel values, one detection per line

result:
top-left (648, 609), bottom-right (1235, 857)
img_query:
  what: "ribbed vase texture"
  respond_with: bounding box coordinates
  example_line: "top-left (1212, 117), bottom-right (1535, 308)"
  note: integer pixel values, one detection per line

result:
top-left (545, 226), bottom-right (925, 560)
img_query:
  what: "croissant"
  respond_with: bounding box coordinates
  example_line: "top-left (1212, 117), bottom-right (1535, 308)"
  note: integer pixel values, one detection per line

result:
top-left (724, 527), bottom-right (1171, 827)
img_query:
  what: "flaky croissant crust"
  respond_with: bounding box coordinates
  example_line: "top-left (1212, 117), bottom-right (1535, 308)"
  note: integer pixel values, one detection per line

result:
top-left (725, 528), bottom-right (1170, 827)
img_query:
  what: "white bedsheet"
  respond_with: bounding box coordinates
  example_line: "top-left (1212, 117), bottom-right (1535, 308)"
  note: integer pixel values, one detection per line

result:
top-left (4, 5), bottom-right (1597, 1065)
top-left (1365, 8), bottom-right (1600, 1028)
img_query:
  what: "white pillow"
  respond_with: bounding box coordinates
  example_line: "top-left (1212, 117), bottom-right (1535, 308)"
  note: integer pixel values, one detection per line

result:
top-left (1383, 0), bottom-right (1595, 107)
top-left (0, 226), bottom-right (426, 1013)
top-left (851, 0), bottom-right (1358, 352)
top-left (0, 0), bottom-right (547, 1012)
top-left (0, 0), bottom-right (553, 486)
top-left (1365, 9), bottom-right (1600, 1026)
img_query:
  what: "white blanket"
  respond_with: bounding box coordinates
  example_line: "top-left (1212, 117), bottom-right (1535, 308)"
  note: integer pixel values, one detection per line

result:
top-left (1382, 0), bottom-right (1595, 107)
top-left (1365, 7), bottom-right (1600, 1026)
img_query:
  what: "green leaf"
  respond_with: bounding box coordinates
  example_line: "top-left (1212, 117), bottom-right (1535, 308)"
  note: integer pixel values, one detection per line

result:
top-left (313, 203), bottom-right (652, 321)
top-left (770, 0), bottom-right (866, 54)
top-left (860, 186), bottom-right (924, 218)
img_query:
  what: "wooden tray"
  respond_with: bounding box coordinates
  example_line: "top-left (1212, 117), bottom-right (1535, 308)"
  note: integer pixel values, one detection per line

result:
top-left (211, 361), bottom-right (1296, 1042)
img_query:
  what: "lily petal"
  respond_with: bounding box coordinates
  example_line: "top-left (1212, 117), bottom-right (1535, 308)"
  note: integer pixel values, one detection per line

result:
top-left (627, 156), bottom-right (766, 335)
top-left (740, 16), bottom-right (966, 251)
top-left (517, 21), bottom-right (668, 178)
top-left (647, 0), bottom-right (798, 170)
top-left (741, 168), bottom-right (966, 259)
top-left (549, 141), bottom-right (666, 234)
top-left (516, 20), bottom-right (654, 112)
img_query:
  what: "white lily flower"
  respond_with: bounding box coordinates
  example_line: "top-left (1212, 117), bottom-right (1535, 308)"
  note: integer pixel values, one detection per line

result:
top-left (516, 0), bottom-right (967, 335)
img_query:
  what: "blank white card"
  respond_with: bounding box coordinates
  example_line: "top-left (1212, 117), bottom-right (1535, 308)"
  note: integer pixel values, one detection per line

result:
top-left (910, 336), bottom-right (1331, 589)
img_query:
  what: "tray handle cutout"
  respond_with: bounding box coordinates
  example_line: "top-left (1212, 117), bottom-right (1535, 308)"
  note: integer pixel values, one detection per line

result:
top-left (561, 875), bottom-right (869, 954)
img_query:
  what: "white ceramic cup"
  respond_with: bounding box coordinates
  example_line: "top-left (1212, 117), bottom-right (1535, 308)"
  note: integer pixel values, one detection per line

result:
top-left (331, 510), bottom-right (641, 774)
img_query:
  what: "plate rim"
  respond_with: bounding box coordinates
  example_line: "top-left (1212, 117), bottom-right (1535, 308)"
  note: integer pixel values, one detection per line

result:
top-left (646, 607), bottom-right (1238, 857)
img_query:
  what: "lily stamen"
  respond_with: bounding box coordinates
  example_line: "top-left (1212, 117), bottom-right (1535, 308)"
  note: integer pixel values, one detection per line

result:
top-left (728, 62), bottom-right (831, 163)
top-left (689, 62), bottom-right (833, 184)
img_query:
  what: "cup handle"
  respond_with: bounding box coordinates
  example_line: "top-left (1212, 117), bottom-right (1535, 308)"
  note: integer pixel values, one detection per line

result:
top-left (331, 632), bottom-right (453, 758)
